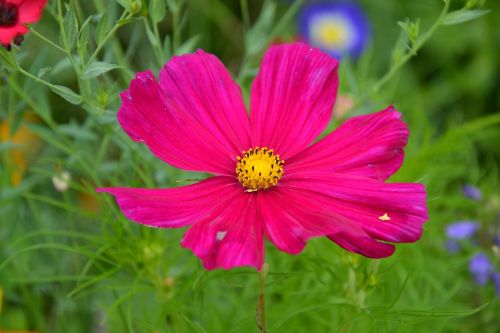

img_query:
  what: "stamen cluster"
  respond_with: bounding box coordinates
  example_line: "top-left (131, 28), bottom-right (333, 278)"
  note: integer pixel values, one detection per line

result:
top-left (236, 147), bottom-right (284, 191)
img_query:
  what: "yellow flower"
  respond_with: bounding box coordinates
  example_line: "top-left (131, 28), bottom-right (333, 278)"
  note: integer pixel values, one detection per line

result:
top-left (0, 113), bottom-right (42, 187)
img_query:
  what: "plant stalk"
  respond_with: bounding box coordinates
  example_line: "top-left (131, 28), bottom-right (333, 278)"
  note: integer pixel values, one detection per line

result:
top-left (257, 263), bottom-right (269, 333)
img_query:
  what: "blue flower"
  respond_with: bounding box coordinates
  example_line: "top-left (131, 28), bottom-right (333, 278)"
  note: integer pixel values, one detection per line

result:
top-left (462, 184), bottom-right (482, 201)
top-left (469, 253), bottom-right (492, 285)
top-left (299, 2), bottom-right (370, 59)
top-left (491, 272), bottom-right (500, 297)
top-left (446, 220), bottom-right (479, 240)
top-left (445, 239), bottom-right (461, 253)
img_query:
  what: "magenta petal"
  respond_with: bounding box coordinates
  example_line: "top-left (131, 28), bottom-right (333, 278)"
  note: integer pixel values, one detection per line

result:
top-left (119, 50), bottom-right (251, 175)
top-left (280, 173), bottom-right (427, 256)
top-left (181, 194), bottom-right (264, 270)
top-left (159, 50), bottom-right (251, 155)
top-left (97, 177), bottom-right (240, 228)
top-left (259, 189), bottom-right (337, 255)
top-left (328, 232), bottom-right (395, 258)
top-left (287, 107), bottom-right (408, 181)
top-left (250, 43), bottom-right (339, 159)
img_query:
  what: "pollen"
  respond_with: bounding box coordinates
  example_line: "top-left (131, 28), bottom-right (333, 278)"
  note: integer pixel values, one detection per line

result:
top-left (236, 147), bottom-right (284, 191)
top-left (378, 213), bottom-right (391, 222)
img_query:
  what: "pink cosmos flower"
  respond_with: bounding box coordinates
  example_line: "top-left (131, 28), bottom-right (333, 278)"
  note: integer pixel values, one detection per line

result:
top-left (98, 43), bottom-right (428, 270)
top-left (0, 0), bottom-right (47, 48)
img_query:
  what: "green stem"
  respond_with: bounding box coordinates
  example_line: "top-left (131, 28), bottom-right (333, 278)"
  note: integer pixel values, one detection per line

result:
top-left (237, 0), bottom-right (304, 80)
top-left (240, 0), bottom-right (250, 30)
top-left (83, 10), bottom-right (130, 72)
top-left (91, 0), bottom-right (132, 83)
top-left (9, 70), bottom-right (102, 185)
top-left (171, 0), bottom-right (183, 52)
top-left (143, 17), bottom-right (164, 66)
top-left (257, 263), bottom-right (269, 333)
top-left (17, 66), bottom-right (61, 91)
top-left (30, 28), bottom-right (68, 54)
top-left (268, 0), bottom-right (305, 40)
top-left (359, 0), bottom-right (451, 102)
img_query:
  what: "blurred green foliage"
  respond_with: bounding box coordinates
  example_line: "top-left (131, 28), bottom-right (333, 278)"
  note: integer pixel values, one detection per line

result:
top-left (0, 0), bottom-right (499, 332)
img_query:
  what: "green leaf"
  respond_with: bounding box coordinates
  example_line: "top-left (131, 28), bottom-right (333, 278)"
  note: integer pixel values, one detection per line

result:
top-left (51, 58), bottom-right (74, 76)
top-left (95, 11), bottom-right (109, 45)
top-left (115, 0), bottom-right (133, 11)
top-left (165, 0), bottom-right (177, 12)
top-left (37, 67), bottom-right (53, 78)
top-left (245, 1), bottom-right (276, 56)
top-left (0, 47), bottom-right (17, 70)
top-left (82, 62), bottom-right (122, 80)
top-left (24, 123), bottom-right (73, 155)
top-left (149, 0), bottom-right (167, 23)
top-left (78, 16), bottom-right (92, 62)
top-left (144, 23), bottom-right (158, 47)
top-left (162, 34), bottom-right (172, 59)
top-left (174, 35), bottom-right (200, 55)
top-left (62, 3), bottom-right (78, 49)
top-left (58, 123), bottom-right (98, 142)
top-left (397, 20), bottom-right (411, 37)
top-left (50, 85), bottom-right (82, 105)
top-left (95, 11), bottom-right (110, 45)
top-left (442, 9), bottom-right (490, 25)
top-left (392, 20), bottom-right (411, 63)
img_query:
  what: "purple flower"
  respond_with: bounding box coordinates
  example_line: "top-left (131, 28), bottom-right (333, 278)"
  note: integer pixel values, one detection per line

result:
top-left (446, 221), bottom-right (479, 240)
top-left (445, 239), bottom-right (461, 253)
top-left (462, 185), bottom-right (482, 201)
top-left (491, 272), bottom-right (500, 297)
top-left (493, 235), bottom-right (500, 247)
top-left (299, 2), bottom-right (370, 59)
top-left (469, 253), bottom-right (492, 285)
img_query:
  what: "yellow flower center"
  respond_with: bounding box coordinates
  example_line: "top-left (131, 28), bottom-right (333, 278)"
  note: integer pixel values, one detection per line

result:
top-left (317, 21), bottom-right (348, 47)
top-left (236, 147), bottom-right (284, 191)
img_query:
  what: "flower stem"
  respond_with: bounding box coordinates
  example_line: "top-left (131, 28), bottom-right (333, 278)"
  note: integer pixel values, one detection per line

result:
top-left (357, 0), bottom-right (451, 103)
top-left (256, 263), bottom-right (269, 333)
top-left (30, 28), bottom-right (68, 54)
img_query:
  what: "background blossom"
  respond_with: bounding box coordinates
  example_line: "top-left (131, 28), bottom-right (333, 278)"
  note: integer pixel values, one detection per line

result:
top-left (0, 0), bottom-right (47, 48)
top-left (299, 2), bottom-right (370, 58)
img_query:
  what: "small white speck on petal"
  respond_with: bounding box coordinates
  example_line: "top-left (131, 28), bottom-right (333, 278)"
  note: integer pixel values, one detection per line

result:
top-left (378, 213), bottom-right (391, 222)
top-left (216, 231), bottom-right (227, 241)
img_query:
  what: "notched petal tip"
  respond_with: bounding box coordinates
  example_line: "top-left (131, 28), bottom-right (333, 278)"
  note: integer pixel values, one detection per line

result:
top-left (280, 174), bottom-right (427, 257)
top-left (135, 69), bottom-right (156, 82)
